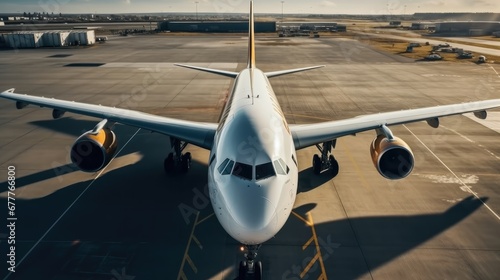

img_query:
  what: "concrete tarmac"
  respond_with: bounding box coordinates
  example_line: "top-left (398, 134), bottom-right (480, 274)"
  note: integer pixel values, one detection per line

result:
top-left (0, 34), bottom-right (500, 279)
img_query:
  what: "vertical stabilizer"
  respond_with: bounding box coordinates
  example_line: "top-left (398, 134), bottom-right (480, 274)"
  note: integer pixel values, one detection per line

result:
top-left (247, 1), bottom-right (256, 69)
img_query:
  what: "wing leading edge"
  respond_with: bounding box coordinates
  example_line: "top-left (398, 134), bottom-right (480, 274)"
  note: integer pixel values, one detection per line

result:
top-left (290, 99), bottom-right (500, 150)
top-left (0, 89), bottom-right (217, 150)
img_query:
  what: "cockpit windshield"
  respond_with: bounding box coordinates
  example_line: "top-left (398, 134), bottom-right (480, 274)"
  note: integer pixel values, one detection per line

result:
top-left (233, 162), bottom-right (253, 180)
top-left (256, 162), bottom-right (276, 180)
top-left (218, 157), bottom-right (289, 181)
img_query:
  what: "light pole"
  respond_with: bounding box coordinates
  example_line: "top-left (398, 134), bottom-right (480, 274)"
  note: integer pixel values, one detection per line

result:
top-left (281, 1), bottom-right (285, 24)
top-left (195, 1), bottom-right (199, 21)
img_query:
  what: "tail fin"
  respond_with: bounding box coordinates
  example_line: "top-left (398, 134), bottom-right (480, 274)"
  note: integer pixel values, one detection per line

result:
top-left (247, 1), bottom-right (256, 69)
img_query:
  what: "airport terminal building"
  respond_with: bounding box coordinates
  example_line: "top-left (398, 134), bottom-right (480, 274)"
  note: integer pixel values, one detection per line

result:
top-left (435, 21), bottom-right (500, 36)
top-left (157, 21), bottom-right (276, 33)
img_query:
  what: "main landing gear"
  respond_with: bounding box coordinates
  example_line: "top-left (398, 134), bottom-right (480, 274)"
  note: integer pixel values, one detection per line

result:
top-left (312, 140), bottom-right (339, 177)
top-left (164, 137), bottom-right (191, 173)
top-left (238, 245), bottom-right (262, 280)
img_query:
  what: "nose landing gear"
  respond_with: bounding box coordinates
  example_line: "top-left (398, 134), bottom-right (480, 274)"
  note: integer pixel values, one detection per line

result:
top-left (238, 244), bottom-right (262, 280)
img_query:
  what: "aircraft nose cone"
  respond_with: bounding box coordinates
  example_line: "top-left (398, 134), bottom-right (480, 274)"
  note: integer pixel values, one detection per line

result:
top-left (233, 196), bottom-right (276, 230)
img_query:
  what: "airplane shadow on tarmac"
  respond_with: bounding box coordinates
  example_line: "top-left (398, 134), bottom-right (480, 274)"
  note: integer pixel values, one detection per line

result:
top-left (0, 117), bottom-right (488, 280)
top-left (0, 117), bottom-right (151, 194)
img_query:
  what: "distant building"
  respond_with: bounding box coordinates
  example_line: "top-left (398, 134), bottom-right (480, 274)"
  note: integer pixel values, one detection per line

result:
top-left (157, 21), bottom-right (276, 33)
top-left (411, 22), bottom-right (435, 30)
top-left (279, 22), bottom-right (337, 31)
top-left (389, 21), bottom-right (401, 26)
top-left (435, 21), bottom-right (500, 36)
top-left (2, 30), bottom-right (95, 48)
top-left (336, 25), bottom-right (347, 32)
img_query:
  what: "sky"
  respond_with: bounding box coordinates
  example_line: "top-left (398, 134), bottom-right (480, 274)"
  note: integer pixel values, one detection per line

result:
top-left (1, 0), bottom-right (500, 14)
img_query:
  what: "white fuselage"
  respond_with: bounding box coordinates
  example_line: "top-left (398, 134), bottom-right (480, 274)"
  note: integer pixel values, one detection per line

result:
top-left (207, 68), bottom-right (298, 245)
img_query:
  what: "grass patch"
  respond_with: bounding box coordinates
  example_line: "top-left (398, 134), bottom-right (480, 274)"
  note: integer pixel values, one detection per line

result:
top-left (362, 37), bottom-right (500, 64)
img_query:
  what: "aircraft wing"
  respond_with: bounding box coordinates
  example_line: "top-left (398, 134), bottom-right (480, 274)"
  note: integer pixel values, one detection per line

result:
top-left (290, 99), bottom-right (500, 149)
top-left (264, 65), bottom-right (325, 78)
top-left (0, 89), bottom-right (217, 150)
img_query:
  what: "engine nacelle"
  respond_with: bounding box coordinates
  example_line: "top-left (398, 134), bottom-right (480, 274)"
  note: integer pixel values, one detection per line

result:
top-left (70, 128), bottom-right (118, 172)
top-left (370, 135), bottom-right (414, 180)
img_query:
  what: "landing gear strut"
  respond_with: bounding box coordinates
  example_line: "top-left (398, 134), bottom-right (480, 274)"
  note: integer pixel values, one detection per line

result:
top-left (164, 137), bottom-right (191, 173)
top-left (238, 244), bottom-right (262, 280)
top-left (312, 140), bottom-right (339, 177)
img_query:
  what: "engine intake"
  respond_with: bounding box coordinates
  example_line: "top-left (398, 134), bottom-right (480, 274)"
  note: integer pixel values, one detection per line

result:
top-left (370, 135), bottom-right (414, 180)
top-left (70, 128), bottom-right (118, 172)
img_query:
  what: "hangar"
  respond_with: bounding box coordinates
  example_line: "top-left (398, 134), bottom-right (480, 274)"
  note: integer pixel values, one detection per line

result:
top-left (157, 21), bottom-right (276, 33)
top-left (435, 21), bottom-right (500, 36)
top-left (1, 30), bottom-right (95, 48)
top-left (411, 22), bottom-right (435, 30)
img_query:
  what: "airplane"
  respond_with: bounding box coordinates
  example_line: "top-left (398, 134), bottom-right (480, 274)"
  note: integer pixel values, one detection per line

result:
top-left (1, 1), bottom-right (500, 279)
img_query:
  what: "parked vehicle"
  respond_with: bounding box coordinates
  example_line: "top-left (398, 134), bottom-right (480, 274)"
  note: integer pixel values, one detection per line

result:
top-left (457, 52), bottom-right (473, 59)
top-left (425, 53), bottom-right (443, 61)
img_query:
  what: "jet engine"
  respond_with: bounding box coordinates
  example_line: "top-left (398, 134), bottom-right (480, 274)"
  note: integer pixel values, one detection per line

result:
top-left (370, 135), bottom-right (414, 180)
top-left (70, 128), bottom-right (118, 172)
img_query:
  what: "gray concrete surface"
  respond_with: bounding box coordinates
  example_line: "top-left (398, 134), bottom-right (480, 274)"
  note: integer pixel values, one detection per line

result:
top-left (0, 34), bottom-right (500, 280)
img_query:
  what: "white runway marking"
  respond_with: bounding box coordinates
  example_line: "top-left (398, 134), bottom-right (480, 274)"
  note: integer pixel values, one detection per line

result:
top-left (2, 128), bottom-right (141, 280)
top-left (463, 112), bottom-right (500, 136)
top-left (441, 123), bottom-right (500, 161)
top-left (403, 125), bottom-right (500, 222)
top-left (489, 65), bottom-right (500, 79)
top-left (101, 62), bottom-right (238, 69)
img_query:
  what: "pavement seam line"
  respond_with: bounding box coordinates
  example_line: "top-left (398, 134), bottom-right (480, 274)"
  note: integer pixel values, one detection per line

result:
top-left (177, 211), bottom-right (200, 280)
top-left (2, 128), bottom-right (141, 280)
top-left (403, 124), bottom-right (500, 221)
top-left (330, 179), bottom-right (375, 280)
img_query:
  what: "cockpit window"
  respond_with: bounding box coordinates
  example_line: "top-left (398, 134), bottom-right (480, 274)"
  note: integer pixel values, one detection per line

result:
top-left (279, 158), bottom-right (290, 174)
top-left (274, 158), bottom-right (290, 175)
top-left (217, 158), bottom-right (230, 174)
top-left (256, 162), bottom-right (276, 180)
top-left (209, 154), bottom-right (216, 166)
top-left (233, 162), bottom-right (253, 180)
top-left (217, 158), bottom-right (234, 175)
top-left (222, 160), bottom-right (234, 175)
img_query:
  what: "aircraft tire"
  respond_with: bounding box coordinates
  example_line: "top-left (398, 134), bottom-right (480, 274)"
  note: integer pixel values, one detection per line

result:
top-left (313, 154), bottom-right (322, 175)
top-left (255, 261), bottom-right (262, 280)
top-left (164, 153), bottom-right (174, 173)
top-left (181, 152), bottom-right (192, 173)
top-left (329, 155), bottom-right (339, 177)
